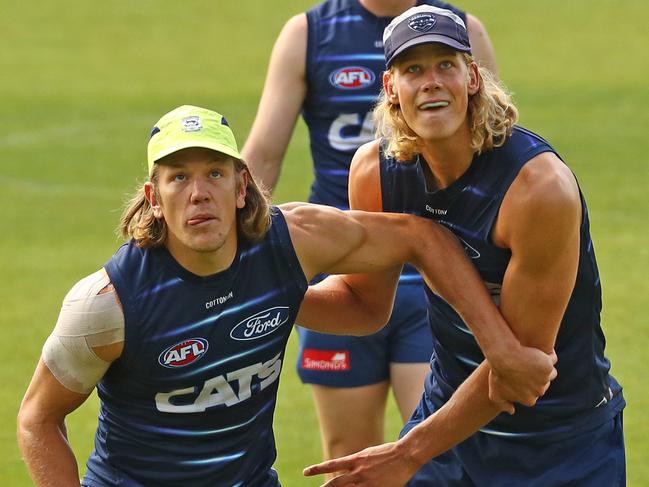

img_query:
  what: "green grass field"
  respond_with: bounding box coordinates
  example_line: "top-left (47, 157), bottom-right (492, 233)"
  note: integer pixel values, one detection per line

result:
top-left (1, 0), bottom-right (647, 485)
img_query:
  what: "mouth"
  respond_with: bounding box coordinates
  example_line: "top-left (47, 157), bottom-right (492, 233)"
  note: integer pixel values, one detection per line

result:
top-left (418, 100), bottom-right (450, 110)
top-left (187, 214), bottom-right (217, 226)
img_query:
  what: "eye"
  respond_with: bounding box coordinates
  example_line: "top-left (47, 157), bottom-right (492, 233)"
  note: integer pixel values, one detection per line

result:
top-left (439, 60), bottom-right (453, 70)
top-left (406, 64), bottom-right (421, 74)
top-left (172, 173), bottom-right (186, 182)
top-left (209, 170), bottom-right (222, 179)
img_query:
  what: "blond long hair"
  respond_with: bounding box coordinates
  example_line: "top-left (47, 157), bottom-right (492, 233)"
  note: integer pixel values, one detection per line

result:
top-left (374, 53), bottom-right (518, 161)
top-left (119, 158), bottom-right (271, 248)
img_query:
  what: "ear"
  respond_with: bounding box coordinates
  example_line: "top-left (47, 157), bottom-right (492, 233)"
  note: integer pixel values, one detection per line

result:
top-left (383, 71), bottom-right (399, 105)
top-left (144, 182), bottom-right (164, 219)
top-left (467, 62), bottom-right (480, 96)
top-left (236, 170), bottom-right (249, 210)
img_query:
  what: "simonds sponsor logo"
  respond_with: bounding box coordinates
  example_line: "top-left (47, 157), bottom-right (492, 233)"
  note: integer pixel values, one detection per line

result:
top-left (230, 307), bottom-right (290, 341)
top-left (158, 338), bottom-right (209, 368)
top-left (329, 66), bottom-right (375, 90)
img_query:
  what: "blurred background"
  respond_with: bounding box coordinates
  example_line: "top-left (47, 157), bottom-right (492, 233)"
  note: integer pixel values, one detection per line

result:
top-left (1, 0), bottom-right (647, 484)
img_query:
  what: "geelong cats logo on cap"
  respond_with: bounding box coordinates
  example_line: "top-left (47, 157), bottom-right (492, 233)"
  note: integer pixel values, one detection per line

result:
top-left (408, 14), bottom-right (437, 33)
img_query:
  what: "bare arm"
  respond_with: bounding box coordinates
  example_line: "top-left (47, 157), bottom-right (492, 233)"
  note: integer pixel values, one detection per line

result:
top-left (17, 360), bottom-right (90, 487)
top-left (466, 14), bottom-right (498, 77)
top-left (241, 13), bottom-right (307, 192)
top-left (299, 142), bottom-right (553, 401)
top-left (17, 275), bottom-right (124, 486)
top-left (304, 152), bottom-right (581, 486)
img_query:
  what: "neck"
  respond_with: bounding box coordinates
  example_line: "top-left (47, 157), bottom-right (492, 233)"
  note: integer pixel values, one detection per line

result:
top-left (358, 0), bottom-right (417, 17)
top-left (418, 127), bottom-right (476, 189)
top-left (166, 232), bottom-right (238, 277)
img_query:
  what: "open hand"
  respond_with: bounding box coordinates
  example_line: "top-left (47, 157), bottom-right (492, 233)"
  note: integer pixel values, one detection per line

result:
top-left (303, 441), bottom-right (420, 487)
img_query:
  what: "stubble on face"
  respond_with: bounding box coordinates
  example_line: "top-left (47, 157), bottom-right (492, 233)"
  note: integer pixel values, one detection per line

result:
top-left (148, 148), bottom-right (246, 274)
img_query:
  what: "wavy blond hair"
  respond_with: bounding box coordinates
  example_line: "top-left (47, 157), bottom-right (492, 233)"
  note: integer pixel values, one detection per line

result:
top-left (119, 157), bottom-right (271, 248)
top-left (374, 53), bottom-right (518, 161)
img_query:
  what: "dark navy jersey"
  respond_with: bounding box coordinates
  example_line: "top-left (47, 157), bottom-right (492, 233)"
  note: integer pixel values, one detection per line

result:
top-left (303, 0), bottom-right (466, 209)
top-left (379, 126), bottom-right (624, 439)
top-left (83, 210), bottom-right (307, 487)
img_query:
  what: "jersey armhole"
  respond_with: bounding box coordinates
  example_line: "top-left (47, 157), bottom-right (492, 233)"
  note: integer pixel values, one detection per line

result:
top-left (304, 9), bottom-right (319, 94)
top-left (270, 208), bottom-right (309, 296)
top-left (103, 248), bottom-right (137, 368)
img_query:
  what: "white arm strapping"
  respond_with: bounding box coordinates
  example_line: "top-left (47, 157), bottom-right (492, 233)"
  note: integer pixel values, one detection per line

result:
top-left (42, 269), bottom-right (124, 394)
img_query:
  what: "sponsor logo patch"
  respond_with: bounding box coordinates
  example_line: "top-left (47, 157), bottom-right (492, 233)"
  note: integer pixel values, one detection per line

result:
top-left (329, 66), bottom-right (375, 90)
top-left (230, 307), bottom-right (290, 341)
top-left (159, 338), bottom-right (209, 368)
top-left (301, 349), bottom-right (350, 371)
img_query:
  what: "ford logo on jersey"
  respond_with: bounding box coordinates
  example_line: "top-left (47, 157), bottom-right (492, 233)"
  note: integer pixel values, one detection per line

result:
top-left (230, 307), bottom-right (290, 341)
top-left (329, 66), bottom-right (375, 90)
top-left (158, 338), bottom-right (209, 368)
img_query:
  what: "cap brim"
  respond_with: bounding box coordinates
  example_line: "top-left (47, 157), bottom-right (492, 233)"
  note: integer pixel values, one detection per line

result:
top-left (149, 141), bottom-right (243, 173)
top-left (387, 34), bottom-right (471, 67)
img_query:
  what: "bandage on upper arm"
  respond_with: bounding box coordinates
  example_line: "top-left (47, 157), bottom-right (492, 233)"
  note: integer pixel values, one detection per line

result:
top-left (42, 269), bottom-right (124, 394)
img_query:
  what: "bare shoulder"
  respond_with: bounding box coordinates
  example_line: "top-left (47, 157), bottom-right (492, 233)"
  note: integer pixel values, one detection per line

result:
top-left (349, 139), bottom-right (382, 211)
top-left (511, 152), bottom-right (580, 210)
top-left (496, 152), bottom-right (581, 247)
top-left (350, 139), bottom-right (381, 178)
top-left (284, 12), bottom-right (308, 32)
top-left (465, 14), bottom-right (486, 34)
top-left (277, 13), bottom-right (308, 53)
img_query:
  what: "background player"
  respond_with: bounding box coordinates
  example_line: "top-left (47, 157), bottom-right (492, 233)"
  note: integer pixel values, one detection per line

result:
top-left (302, 6), bottom-right (625, 486)
top-left (17, 105), bottom-right (555, 486)
top-left (242, 0), bottom-right (498, 465)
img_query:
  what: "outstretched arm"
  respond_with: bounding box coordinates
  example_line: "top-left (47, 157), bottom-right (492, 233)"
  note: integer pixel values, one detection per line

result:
top-left (241, 14), bottom-right (307, 192)
top-left (303, 152), bottom-right (581, 486)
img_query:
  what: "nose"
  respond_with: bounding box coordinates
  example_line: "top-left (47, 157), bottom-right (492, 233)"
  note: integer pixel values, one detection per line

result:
top-left (189, 178), bottom-right (210, 203)
top-left (421, 67), bottom-right (442, 92)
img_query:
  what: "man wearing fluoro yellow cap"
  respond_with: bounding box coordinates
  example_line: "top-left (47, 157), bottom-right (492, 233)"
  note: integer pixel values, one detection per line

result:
top-left (17, 105), bottom-right (555, 486)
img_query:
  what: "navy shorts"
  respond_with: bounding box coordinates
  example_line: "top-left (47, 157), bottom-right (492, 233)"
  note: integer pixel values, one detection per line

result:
top-left (296, 279), bottom-right (432, 387)
top-left (400, 392), bottom-right (626, 486)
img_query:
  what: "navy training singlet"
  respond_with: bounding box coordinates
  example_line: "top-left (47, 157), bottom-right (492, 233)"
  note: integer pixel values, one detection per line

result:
top-left (303, 0), bottom-right (465, 209)
top-left (304, 0), bottom-right (464, 283)
top-left (379, 126), bottom-right (624, 439)
top-left (83, 210), bottom-right (307, 487)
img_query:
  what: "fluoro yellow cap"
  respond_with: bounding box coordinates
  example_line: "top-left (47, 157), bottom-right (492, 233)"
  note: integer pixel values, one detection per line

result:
top-left (147, 105), bottom-right (242, 175)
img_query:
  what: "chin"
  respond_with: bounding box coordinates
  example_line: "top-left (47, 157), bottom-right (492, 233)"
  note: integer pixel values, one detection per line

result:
top-left (192, 239), bottom-right (227, 253)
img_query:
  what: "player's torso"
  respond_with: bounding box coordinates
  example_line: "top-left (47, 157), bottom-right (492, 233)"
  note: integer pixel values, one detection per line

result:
top-left (379, 126), bottom-right (623, 437)
top-left (303, 0), bottom-right (464, 208)
top-left (85, 211), bottom-right (306, 487)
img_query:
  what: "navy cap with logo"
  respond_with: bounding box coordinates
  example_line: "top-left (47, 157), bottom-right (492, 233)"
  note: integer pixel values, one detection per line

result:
top-left (383, 5), bottom-right (471, 67)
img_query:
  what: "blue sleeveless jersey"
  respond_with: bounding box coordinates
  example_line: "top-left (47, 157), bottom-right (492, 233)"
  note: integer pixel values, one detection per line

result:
top-left (83, 210), bottom-right (307, 487)
top-left (379, 126), bottom-right (624, 439)
top-left (303, 0), bottom-right (465, 209)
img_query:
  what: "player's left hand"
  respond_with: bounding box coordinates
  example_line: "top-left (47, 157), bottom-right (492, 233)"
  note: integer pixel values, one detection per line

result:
top-left (488, 346), bottom-right (558, 410)
top-left (303, 441), bottom-right (420, 487)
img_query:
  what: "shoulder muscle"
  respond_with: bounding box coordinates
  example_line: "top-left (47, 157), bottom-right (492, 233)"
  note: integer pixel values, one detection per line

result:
top-left (349, 140), bottom-right (382, 211)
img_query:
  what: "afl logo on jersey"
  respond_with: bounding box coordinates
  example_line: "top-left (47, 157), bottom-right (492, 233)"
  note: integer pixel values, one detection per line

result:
top-left (158, 338), bottom-right (209, 368)
top-left (329, 66), bottom-right (375, 90)
top-left (230, 307), bottom-right (290, 341)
